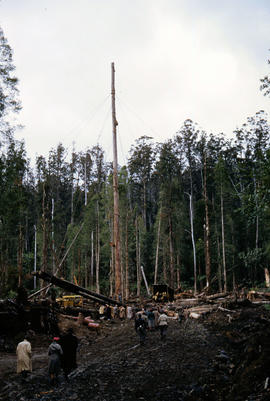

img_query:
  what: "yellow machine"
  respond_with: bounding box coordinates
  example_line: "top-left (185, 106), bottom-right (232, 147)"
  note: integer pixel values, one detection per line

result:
top-left (56, 295), bottom-right (83, 308)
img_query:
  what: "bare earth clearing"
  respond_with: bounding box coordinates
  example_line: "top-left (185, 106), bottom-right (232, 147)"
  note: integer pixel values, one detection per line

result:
top-left (1, 302), bottom-right (270, 401)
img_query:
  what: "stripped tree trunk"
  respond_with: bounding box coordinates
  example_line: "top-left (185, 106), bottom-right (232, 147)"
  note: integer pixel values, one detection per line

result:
top-left (109, 217), bottom-right (114, 298)
top-left (95, 201), bottom-right (100, 294)
top-left (125, 212), bottom-right (129, 300)
top-left (120, 234), bottom-right (124, 300)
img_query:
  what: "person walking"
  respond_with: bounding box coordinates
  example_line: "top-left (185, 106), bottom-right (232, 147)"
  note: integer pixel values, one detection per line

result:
top-left (177, 308), bottom-right (184, 324)
top-left (153, 308), bottom-right (160, 329)
top-left (48, 337), bottom-right (63, 385)
top-left (147, 309), bottom-right (155, 331)
top-left (59, 328), bottom-right (78, 382)
top-left (158, 310), bottom-right (168, 340)
top-left (135, 314), bottom-right (147, 345)
top-left (16, 336), bottom-right (32, 377)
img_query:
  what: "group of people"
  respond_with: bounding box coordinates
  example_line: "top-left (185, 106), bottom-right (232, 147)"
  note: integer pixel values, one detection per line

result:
top-left (98, 304), bottom-right (126, 320)
top-left (16, 327), bottom-right (78, 385)
top-left (134, 308), bottom-right (169, 345)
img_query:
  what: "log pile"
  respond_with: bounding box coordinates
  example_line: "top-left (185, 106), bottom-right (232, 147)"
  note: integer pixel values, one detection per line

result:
top-left (172, 289), bottom-right (270, 320)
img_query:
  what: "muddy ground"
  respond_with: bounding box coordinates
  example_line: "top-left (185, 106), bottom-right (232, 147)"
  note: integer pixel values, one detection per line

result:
top-left (1, 302), bottom-right (270, 401)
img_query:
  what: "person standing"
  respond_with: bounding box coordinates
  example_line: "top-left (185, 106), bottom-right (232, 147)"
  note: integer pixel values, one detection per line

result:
top-left (59, 328), bottom-right (78, 381)
top-left (158, 310), bottom-right (168, 340)
top-left (126, 305), bottom-right (133, 319)
top-left (16, 336), bottom-right (32, 377)
top-left (119, 305), bottom-right (126, 320)
top-left (48, 337), bottom-right (63, 384)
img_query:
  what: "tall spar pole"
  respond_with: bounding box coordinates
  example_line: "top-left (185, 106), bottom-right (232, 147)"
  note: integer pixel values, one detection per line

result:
top-left (111, 62), bottom-right (121, 299)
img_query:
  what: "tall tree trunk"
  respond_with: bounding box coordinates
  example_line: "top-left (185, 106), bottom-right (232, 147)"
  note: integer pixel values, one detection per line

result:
top-left (78, 247), bottom-right (81, 286)
top-left (120, 235), bottom-right (124, 300)
top-left (90, 230), bottom-right (94, 290)
top-left (109, 218), bottom-right (114, 297)
top-left (254, 177), bottom-right (259, 282)
top-left (176, 254), bottom-right (180, 289)
top-left (169, 215), bottom-right (174, 288)
top-left (220, 184), bottom-right (227, 292)
top-left (84, 253), bottom-right (88, 288)
top-left (125, 212), bottom-right (129, 300)
top-left (96, 202), bottom-right (100, 294)
top-left (143, 180), bottom-right (147, 228)
top-left (154, 208), bottom-right (162, 285)
top-left (136, 217), bottom-right (141, 297)
top-left (41, 183), bottom-right (48, 290)
top-left (17, 224), bottom-right (23, 287)
top-left (71, 177), bottom-right (74, 225)
top-left (51, 198), bottom-right (55, 274)
top-left (111, 63), bottom-right (121, 298)
top-left (203, 154), bottom-right (211, 290)
top-left (163, 254), bottom-right (167, 284)
top-left (72, 249), bottom-right (75, 283)
top-left (215, 221), bottom-right (222, 293)
top-left (188, 193), bottom-right (197, 294)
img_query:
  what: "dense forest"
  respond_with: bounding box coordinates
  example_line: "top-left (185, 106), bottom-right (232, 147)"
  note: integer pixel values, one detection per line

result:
top-left (1, 27), bottom-right (270, 300)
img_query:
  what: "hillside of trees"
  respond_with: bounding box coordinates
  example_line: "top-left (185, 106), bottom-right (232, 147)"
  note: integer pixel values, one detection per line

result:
top-left (1, 26), bottom-right (270, 299)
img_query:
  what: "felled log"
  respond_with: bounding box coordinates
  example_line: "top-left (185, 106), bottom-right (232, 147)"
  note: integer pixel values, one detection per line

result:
top-left (218, 306), bottom-right (237, 313)
top-left (189, 312), bottom-right (201, 319)
top-left (60, 312), bottom-right (100, 333)
top-left (176, 298), bottom-right (201, 308)
top-left (205, 292), bottom-right (228, 300)
top-left (247, 290), bottom-right (270, 301)
top-left (186, 305), bottom-right (216, 318)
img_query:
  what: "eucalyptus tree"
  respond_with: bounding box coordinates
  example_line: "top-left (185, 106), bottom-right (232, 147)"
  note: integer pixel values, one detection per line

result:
top-left (231, 112), bottom-right (270, 285)
top-left (195, 132), bottom-right (212, 290)
top-left (155, 138), bottom-right (184, 288)
top-left (175, 120), bottom-right (200, 294)
top-left (128, 136), bottom-right (156, 229)
top-left (0, 27), bottom-right (27, 293)
top-left (0, 138), bottom-right (29, 291)
top-left (128, 136), bottom-right (157, 294)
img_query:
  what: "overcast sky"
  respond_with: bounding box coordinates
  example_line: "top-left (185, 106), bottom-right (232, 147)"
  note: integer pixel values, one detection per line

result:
top-left (1, 0), bottom-right (270, 165)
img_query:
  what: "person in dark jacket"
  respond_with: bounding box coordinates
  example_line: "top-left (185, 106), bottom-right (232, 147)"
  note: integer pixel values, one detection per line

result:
top-left (147, 309), bottom-right (155, 331)
top-left (48, 337), bottom-right (63, 384)
top-left (59, 328), bottom-right (78, 381)
top-left (135, 315), bottom-right (147, 345)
